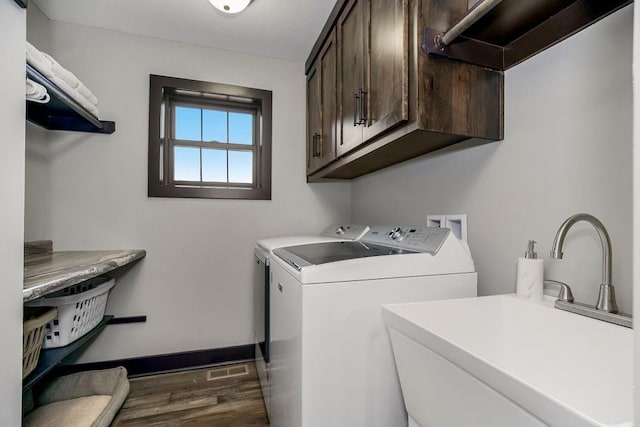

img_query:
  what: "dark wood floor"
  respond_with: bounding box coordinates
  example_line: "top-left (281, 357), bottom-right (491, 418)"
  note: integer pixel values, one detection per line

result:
top-left (112, 362), bottom-right (269, 426)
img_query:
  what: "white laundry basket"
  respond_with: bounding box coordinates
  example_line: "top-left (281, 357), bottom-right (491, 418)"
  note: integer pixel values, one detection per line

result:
top-left (26, 277), bottom-right (115, 349)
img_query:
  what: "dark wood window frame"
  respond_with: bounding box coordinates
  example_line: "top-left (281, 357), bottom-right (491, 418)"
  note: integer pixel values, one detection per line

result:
top-left (148, 74), bottom-right (272, 200)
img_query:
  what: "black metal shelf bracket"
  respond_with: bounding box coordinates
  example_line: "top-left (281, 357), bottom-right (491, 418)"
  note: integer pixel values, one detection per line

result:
top-left (108, 315), bottom-right (148, 325)
top-left (423, 28), bottom-right (505, 71)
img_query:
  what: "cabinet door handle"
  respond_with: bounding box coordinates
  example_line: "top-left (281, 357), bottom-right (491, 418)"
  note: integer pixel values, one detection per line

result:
top-left (353, 92), bottom-right (360, 127)
top-left (311, 133), bottom-right (322, 157)
top-left (354, 89), bottom-right (367, 127)
top-left (314, 133), bottom-right (321, 157)
top-left (358, 88), bottom-right (367, 126)
top-left (311, 133), bottom-right (319, 158)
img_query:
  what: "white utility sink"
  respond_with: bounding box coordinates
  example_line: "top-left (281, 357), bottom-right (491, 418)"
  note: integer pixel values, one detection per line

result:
top-left (382, 295), bottom-right (633, 427)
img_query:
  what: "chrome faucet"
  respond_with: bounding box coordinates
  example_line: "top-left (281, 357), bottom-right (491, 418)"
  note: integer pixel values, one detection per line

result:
top-left (548, 214), bottom-right (631, 328)
top-left (550, 213), bottom-right (617, 313)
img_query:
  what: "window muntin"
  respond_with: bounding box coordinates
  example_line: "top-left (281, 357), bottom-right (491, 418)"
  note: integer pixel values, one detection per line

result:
top-left (148, 74), bottom-right (272, 200)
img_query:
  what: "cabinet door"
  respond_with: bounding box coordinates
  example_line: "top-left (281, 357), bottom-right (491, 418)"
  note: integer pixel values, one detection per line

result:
top-left (318, 29), bottom-right (338, 170)
top-left (364, 0), bottom-right (408, 142)
top-left (337, 0), bottom-right (367, 157)
top-left (306, 63), bottom-right (322, 174)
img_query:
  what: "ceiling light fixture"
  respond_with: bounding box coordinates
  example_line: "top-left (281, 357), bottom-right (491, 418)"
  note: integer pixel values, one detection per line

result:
top-left (208, 0), bottom-right (253, 14)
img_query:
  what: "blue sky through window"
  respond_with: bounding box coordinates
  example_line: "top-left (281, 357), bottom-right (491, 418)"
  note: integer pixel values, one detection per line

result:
top-left (202, 149), bottom-right (227, 182)
top-left (174, 105), bottom-right (254, 184)
top-left (175, 107), bottom-right (201, 140)
top-left (229, 151), bottom-right (253, 183)
top-left (203, 109), bottom-right (227, 142)
top-left (229, 113), bottom-right (253, 144)
top-left (174, 146), bottom-right (200, 181)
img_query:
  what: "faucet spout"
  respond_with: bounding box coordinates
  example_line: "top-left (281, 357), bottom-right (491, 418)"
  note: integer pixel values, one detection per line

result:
top-left (550, 213), bottom-right (616, 313)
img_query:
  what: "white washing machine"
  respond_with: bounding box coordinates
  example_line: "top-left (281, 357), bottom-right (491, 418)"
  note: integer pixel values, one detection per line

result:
top-left (253, 224), bottom-right (369, 419)
top-left (269, 225), bottom-right (477, 427)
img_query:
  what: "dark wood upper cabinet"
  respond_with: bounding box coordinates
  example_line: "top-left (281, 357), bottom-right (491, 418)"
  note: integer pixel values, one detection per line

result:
top-left (307, 29), bottom-right (338, 175)
top-left (307, 0), bottom-right (504, 180)
top-left (365, 0), bottom-right (409, 142)
top-left (305, 0), bottom-right (629, 180)
top-left (337, 0), bottom-right (367, 157)
top-left (337, 0), bottom-right (408, 158)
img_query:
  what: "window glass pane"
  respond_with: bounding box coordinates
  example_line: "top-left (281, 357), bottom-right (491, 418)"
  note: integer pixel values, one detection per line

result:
top-left (175, 107), bottom-right (201, 141)
top-left (228, 150), bottom-right (253, 183)
top-left (203, 109), bottom-right (227, 143)
top-left (202, 149), bottom-right (228, 182)
top-left (174, 146), bottom-right (200, 181)
top-left (228, 112), bottom-right (253, 145)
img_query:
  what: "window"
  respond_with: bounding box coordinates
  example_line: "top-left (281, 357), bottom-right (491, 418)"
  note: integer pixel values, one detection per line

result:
top-left (148, 74), bottom-right (272, 199)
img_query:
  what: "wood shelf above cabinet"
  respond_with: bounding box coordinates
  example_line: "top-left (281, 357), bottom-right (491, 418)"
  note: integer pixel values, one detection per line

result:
top-left (423, 0), bottom-right (632, 71)
top-left (26, 64), bottom-right (115, 134)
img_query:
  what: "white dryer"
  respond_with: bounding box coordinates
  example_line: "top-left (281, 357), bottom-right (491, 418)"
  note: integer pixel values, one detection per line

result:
top-left (253, 224), bottom-right (369, 419)
top-left (269, 225), bottom-right (477, 427)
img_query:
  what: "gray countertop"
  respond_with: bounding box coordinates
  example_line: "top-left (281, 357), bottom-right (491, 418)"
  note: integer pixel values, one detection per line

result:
top-left (24, 250), bottom-right (146, 302)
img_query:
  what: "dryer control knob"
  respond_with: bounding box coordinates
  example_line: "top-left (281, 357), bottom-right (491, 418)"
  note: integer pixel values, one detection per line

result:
top-left (389, 227), bottom-right (405, 240)
top-left (335, 226), bottom-right (346, 235)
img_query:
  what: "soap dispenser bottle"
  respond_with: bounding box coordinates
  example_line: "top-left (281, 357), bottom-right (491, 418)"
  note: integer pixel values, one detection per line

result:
top-left (516, 240), bottom-right (544, 301)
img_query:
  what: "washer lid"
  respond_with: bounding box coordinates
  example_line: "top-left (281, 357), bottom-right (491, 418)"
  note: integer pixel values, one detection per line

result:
top-left (273, 241), bottom-right (416, 270)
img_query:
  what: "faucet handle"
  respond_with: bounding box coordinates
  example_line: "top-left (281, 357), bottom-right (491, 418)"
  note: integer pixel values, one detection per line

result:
top-left (544, 280), bottom-right (574, 303)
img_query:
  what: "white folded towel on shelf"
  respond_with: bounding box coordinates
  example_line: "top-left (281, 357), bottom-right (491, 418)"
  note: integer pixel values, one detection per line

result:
top-left (47, 53), bottom-right (80, 88)
top-left (26, 78), bottom-right (50, 104)
top-left (26, 78), bottom-right (45, 97)
top-left (25, 41), bottom-right (101, 115)
top-left (49, 74), bottom-right (100, 118)
top-left (41, 52), bottom-right (99, 107)
top-left (76, 82), bottom-right (98, 106)
top-left (26, 41), bottom-right (55, 79)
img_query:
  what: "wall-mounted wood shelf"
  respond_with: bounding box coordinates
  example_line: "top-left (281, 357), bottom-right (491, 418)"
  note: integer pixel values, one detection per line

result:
top-left (423, 0), bottom-right (632, 71)
top-left (26, 64), bottom-right (115, 134)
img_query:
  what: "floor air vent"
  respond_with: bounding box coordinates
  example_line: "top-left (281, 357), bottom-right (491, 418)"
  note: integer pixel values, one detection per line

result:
top-left (206, 364), bottom-right (249, 381)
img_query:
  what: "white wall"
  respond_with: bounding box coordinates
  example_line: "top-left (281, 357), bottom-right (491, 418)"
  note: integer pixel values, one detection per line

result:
top-left (24, 12), bottom-right (352, 361)
top-left (352, 6), bottom-right (633, 313)
top-left (0, 1), bottom-right (26, 424)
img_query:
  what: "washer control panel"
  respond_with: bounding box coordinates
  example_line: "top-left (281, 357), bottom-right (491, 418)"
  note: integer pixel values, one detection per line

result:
top-left (321, 224), bottom-right (370, 240)
top-left (362, 225), bottom-right (451, 254)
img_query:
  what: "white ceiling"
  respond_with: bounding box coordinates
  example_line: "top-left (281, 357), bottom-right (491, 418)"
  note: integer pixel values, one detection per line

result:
top-left (32, 0), bottom-right (336, 63)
